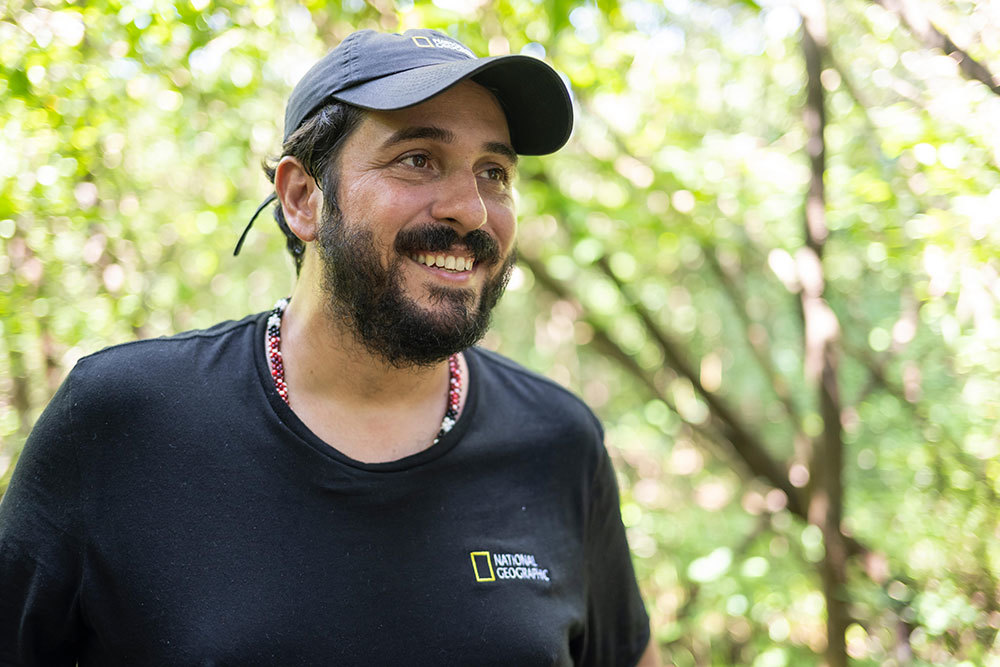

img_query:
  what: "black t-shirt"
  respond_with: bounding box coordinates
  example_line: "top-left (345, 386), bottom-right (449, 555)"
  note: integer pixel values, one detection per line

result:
top-left (0, 312), bottom-right (649, 666)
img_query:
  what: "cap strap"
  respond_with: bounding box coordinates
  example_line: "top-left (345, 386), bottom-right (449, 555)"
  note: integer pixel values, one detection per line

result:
top-left (233, 192), bottom-right (278, 256)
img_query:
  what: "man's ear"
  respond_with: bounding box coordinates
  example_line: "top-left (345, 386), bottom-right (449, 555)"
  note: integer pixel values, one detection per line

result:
top-left (275, 156), bottom-right (324, 242)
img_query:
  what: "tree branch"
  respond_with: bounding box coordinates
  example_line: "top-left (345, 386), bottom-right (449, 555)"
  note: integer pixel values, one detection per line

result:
top-left (520, 254), bottom-right (717, 449)
top-left (843, 339), bottom-right (999, 508)
top-left (873, 0), bottom-right (1000, 96)
top-left (700, 242), bottom-right (806, 432)
top-left (591, 255), bottom-right (810, 519)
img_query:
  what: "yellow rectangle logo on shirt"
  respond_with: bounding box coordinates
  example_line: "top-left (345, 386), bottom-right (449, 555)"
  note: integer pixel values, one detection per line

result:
top-left (470, 551), bottom-right (495, 582)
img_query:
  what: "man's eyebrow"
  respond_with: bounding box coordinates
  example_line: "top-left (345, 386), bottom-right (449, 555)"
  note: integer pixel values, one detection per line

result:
top-left (380, 126), bottom-right (519, 166)
top-left (381, 125), bottom-right (455, 149)
top-left (484, 141), bottom-right (519, 167)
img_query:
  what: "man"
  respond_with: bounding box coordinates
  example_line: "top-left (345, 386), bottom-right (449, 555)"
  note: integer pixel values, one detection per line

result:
top-left (0, 29), bottom-right (656, 665)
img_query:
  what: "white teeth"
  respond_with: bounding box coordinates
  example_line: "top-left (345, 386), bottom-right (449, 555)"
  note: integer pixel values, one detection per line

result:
top-left (410, 253), bottom-right (474, 272)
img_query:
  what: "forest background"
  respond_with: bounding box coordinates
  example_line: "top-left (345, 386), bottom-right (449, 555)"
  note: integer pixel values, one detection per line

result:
top-left (2, 0), bottom-right (999, 664)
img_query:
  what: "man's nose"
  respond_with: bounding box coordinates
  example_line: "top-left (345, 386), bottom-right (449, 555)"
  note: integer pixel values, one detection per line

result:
top-left (429, 171), bottom-right (488, 232)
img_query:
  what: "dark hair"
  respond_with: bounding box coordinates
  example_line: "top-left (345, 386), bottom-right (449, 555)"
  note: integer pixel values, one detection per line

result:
top-left (263, 102), bottom-right (365, 274)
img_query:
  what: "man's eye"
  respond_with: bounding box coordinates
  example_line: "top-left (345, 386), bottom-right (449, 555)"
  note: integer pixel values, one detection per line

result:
top-left (400, 154), bottom-right (429, 168)
top-left (483, 167), bottom-right (508, 182)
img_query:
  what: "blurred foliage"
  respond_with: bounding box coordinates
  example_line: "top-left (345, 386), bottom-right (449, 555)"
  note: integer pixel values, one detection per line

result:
top-left (2, 0), bottom-right (1000, 664)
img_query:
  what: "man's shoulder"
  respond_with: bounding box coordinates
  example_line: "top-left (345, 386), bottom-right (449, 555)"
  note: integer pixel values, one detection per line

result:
top-left (76, 312), bottom-right (260, 369)
top-left (467, 347), bottom-right (602, 435)
top-left (467, 346), bottom-right (572, 392)
top-left (64, 312), bottom-right (262, 402)
top-left (23, 312), bottom-right (267, 461)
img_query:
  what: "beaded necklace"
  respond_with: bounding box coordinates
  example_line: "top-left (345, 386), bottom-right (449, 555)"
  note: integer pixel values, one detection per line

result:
top-left (266, 298), bottom-right (461, 446)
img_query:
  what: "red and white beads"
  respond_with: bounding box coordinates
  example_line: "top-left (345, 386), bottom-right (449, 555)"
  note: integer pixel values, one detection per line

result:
top-left (266, 298), bottom-right (290, 405)
top-left (436, 353), bottom-right (461, 444)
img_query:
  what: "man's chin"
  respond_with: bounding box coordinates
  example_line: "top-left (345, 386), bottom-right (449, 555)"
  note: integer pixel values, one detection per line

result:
top-left (420, 283), bottom-right (479, 309)
top-left (405, 296), bottom-right (482, 340)
top-left (332, 287), bottom-right (491, 368)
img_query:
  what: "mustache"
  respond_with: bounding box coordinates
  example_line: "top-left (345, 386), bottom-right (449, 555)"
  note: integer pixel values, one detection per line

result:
top-left (394, 225), bottom-right (502, 266)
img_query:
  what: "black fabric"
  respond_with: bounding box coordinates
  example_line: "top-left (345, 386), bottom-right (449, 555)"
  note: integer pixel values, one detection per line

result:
top-left (0, 312), bottom-right (649, 666)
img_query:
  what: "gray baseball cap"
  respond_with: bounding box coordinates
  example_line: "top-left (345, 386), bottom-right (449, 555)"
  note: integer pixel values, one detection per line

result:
top-left (284, 29), bottom-right (573, 155)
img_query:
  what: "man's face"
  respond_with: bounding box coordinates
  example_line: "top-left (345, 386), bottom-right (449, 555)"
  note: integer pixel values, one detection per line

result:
top-left (316, 80), bottom-right (518, 367)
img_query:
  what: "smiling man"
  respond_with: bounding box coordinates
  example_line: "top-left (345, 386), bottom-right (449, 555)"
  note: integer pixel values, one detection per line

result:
top-left (0, 29), bottom-right (656, 666)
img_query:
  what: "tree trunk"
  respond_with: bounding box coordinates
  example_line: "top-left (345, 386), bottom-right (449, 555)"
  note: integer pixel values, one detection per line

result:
top-left (799, 1), bottom-right (849, 665)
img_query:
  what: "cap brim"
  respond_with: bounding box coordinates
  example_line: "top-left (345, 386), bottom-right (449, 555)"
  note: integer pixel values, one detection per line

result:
top-left (331, 55), bottom-right (573, 156)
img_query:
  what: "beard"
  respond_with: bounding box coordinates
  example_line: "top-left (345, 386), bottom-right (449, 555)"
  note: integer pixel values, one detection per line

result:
top-left (315, 200), bottom-right (515, 368)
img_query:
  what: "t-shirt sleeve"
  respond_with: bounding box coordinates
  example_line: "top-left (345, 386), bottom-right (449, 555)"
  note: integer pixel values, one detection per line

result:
top-left (576, 443), bottom-right (651, 667)
top-left (0, 372), bottom-right (85, 666)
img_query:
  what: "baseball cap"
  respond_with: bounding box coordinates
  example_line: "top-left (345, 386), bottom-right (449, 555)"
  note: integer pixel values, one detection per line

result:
top-left (234, 28), bottom-right (573, 256)
top-left (285, 29), bottom-right (572, 154)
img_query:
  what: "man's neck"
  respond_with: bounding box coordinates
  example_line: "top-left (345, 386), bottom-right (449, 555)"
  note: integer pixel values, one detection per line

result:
top-left (272, 265), bottom-right (467, 463)
top-left (282, 285), bottom-right (445, 402)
